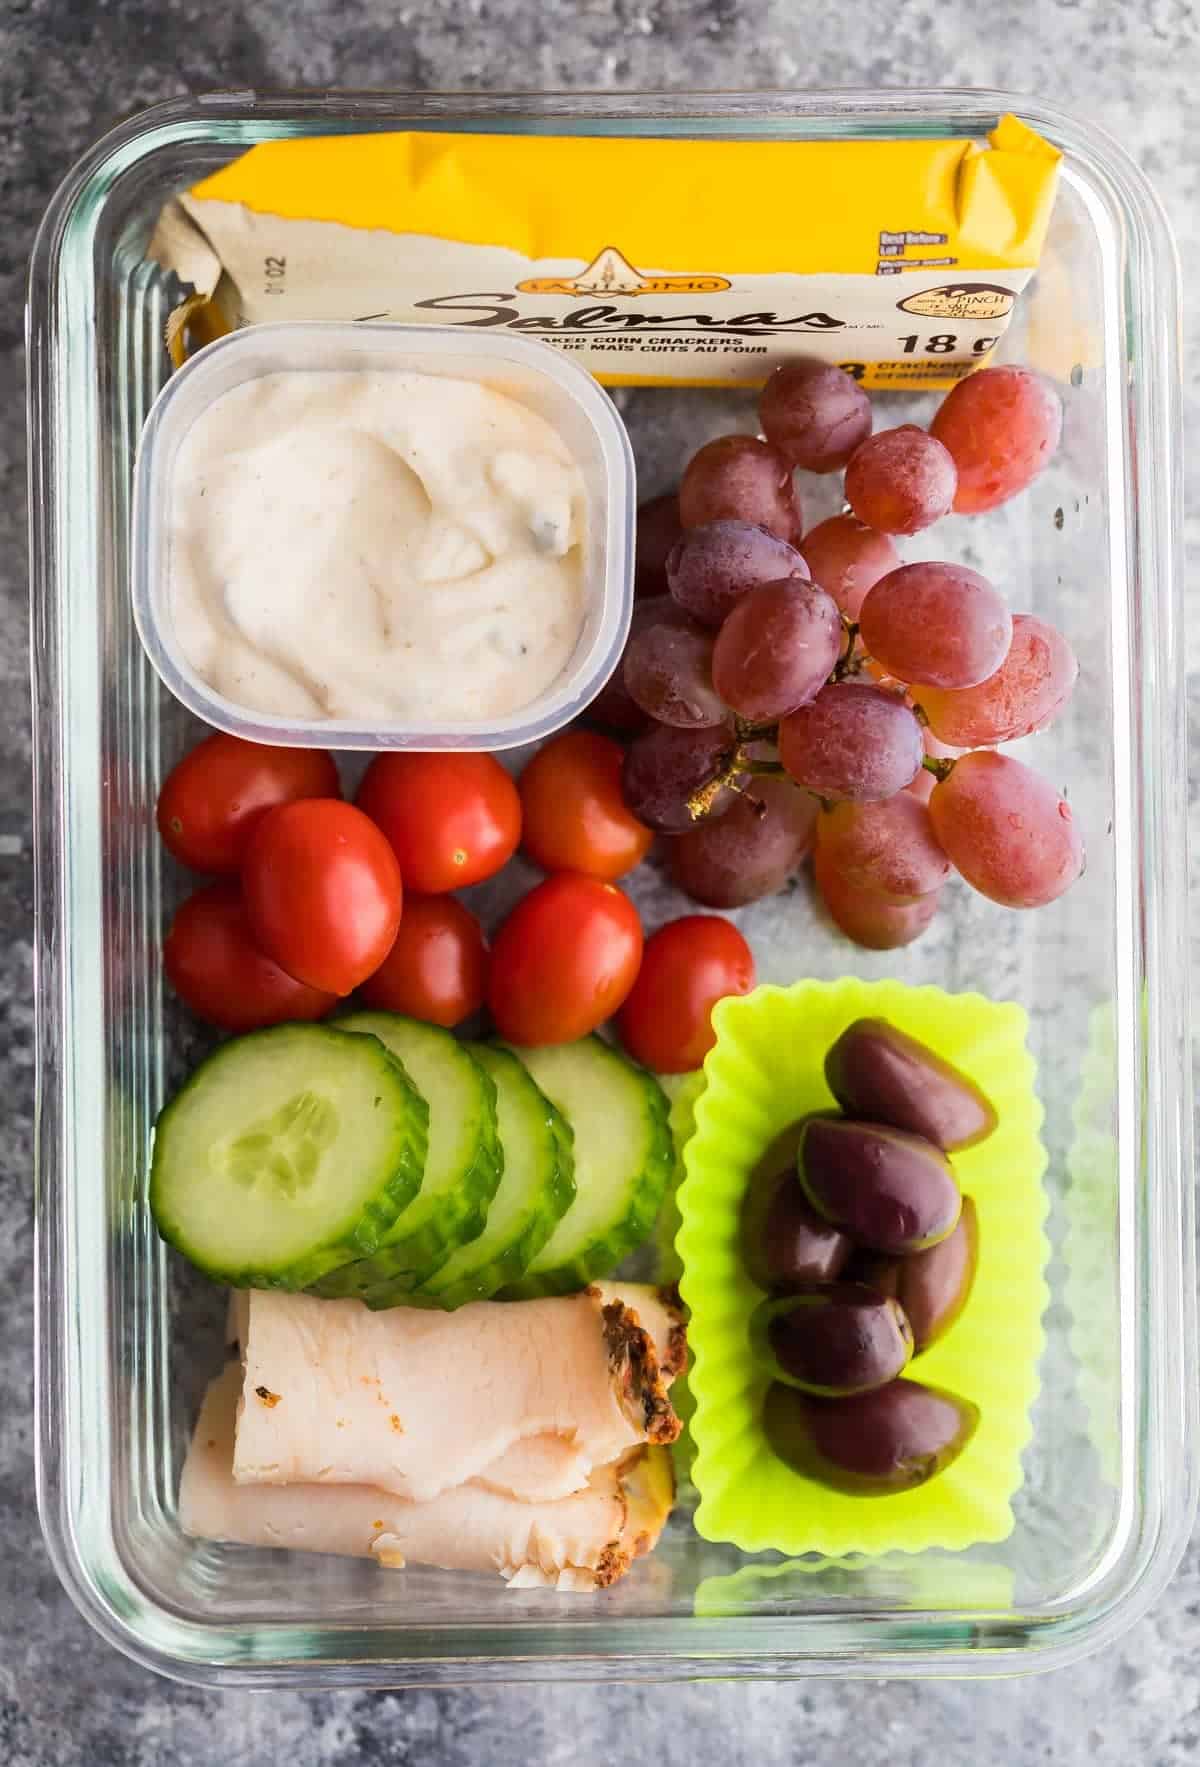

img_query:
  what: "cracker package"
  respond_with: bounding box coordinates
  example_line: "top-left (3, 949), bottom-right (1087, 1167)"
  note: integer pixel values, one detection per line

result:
top-left (151, 114), bottom-right (1060, 390)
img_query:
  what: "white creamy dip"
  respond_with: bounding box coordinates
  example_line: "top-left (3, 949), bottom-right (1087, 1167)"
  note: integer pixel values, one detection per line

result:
top-left (167, 369), bottom-right (588, 723)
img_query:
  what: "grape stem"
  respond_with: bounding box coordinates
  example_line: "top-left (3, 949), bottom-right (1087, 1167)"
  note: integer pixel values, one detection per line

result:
top-left (728, 779), bottom-right (769, 819)
top-left (685, 745), bottom-right (785, 821)
top-left (684, 674), bottom-right (946, 819)
top-left (688, 762), bottom-right (737, 820)
top-left (732, 716), bottom-right (776, 744)
top-left (829, 618), bottom-right (865, 684)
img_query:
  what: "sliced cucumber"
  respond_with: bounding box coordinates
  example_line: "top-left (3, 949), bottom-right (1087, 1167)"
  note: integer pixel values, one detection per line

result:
top-left (501, 1036), bottom-right (673, 1298)
top-left (314, 1013), bottom-right (502, 1297)
top-left (389, 1044), bottom-right (577, 1311)
top-left (149, 1023), bottom-right (428, 1291)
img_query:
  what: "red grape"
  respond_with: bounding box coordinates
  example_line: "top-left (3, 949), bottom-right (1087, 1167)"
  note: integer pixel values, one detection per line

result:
top-left (588, 675), bottom-right (646, 736)
top-left (859, 562), bottom-right (1012, 690)
top-left (779, 684), bottom-right (923, 802)
top-left (862, 658), bottom-right (909, 694)
top-left (906, 729), bottom-right (963, 803)
top-left (679, 435), bottom-right (803, 544)
top-left (844, 426), bottom-right (957, 535)
top-left (924, 727), bottom-right (964, 760)
top-left (623, 613), bottom-right (727, 729)
top-left (636, 492), bottom-right (683, 597)
top-left (712, 579), bottom-right (843, 722)
top-left (816, 794), bottom-right (951, 902)
top-left (667, 776), bottom-right (818, 908)
top-left (929, 751), bottom-right (1084, 908)
top-left (621, 723), bottom-right (734, 834)
top-left (758, 359), bottom-right (873, 473)
top-left (931, 365), bottom-right (1062, 515)
top-left (912, 613), bottom-right (1078, 746)
top-left (814, 843), bottom-right (941, 949)
top-left (801, 515), bottom-right (901, 621)
top-left (906, 765), bottom-right (935, 804)
top-left (588, 596), bottom-right (676, 734)
top-left (666, 520), bottom-right (808, 628)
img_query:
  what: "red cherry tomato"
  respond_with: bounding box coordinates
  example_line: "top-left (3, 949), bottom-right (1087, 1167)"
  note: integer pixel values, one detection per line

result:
top-left (163, 881), bottom-right (337, 1032)
top-left (156, 733), bottom-right (340, 874)
top-left (242, 800), bottom-right (403, 995)
top-left (618, 914), bottom-right (755, 1074)
top-left (488, 873), bottom-right (643, 1046)
top-left (519, 729), bottom-right (654, 882)
top-left (359, 895), bottom-right (488, 1027)
top-left (356, 753), bottom-right (520, 894)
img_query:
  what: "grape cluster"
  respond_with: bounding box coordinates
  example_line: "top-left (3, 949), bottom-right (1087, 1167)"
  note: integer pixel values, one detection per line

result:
top-left (596, 361), bottom-right (1080, 949)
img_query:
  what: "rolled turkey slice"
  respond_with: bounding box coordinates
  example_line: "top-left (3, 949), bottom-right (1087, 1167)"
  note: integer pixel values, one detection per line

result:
top-left (182, 1362), bottom-right (674, 1592)
top-left (233, 1283), bottom-right (685, 1504)
top-left (473, 1433), bottom-right (595, 1503)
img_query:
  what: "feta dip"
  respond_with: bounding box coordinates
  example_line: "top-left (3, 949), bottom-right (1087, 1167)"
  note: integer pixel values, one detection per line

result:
top-left (167, 369), bottom-right (588, 723)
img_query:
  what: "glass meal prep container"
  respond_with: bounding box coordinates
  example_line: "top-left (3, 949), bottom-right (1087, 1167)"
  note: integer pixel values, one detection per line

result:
top-left (28, 88), bottom-right (1193, 1686)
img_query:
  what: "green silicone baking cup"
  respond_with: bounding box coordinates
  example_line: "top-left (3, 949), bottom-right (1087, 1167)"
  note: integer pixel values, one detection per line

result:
top-left (656, 1072), bottom-right (707, 1498)
top-left (693, 1550), bottom-right (1016, 1617)
top-left (676, 978), bottom-right (1049, 1557)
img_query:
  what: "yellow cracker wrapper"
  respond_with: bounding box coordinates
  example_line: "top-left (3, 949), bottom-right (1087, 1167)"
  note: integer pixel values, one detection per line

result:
top-left (150, 115), bottom-right (1059, 389)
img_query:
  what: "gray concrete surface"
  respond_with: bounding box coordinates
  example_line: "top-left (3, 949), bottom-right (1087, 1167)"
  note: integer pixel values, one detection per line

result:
top-left (2, 1), bottom-right (1199, 1761)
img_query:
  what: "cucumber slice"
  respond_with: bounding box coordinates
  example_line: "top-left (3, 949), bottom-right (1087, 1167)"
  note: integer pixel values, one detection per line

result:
top-left (501, 1036), bottom-right (673, 1298)
top-left (149, 1023), bottom-right (428, 1290)
top-left (314, 1013), bottom-right (502, 1297)
top-left (387, 1044), bottom-right (576, 1311)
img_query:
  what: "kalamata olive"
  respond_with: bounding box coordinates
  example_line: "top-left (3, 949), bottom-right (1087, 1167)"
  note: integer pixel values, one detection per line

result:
top-left (849, 1196), bottom-right (979, 1353)
top-left (763, 1377), bottom-right (979, 1494)
top-left (824, 1018), bottom-right (997, 1151)
top-left (751, 1112), bottom-right (837, 1177)
top-left (797, 1116), bottom-right (961, 1254)
top-left (749, 1284), bottom-right (913, 1396)
top-left (740, 1161), bottom-right (852, 1292)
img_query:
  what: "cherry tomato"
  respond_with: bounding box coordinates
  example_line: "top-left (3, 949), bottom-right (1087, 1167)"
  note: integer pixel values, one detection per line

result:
top-left (242, 800), bottom-right (403, 995)
top-left (355, 753), bottom-right (520, 894)
top-left (488, 872), bottom-right (643, 1046)
top-left (359, 895), bottom-right (488, 1027)
top-left (163, 881), bottom-right (337, 1032)
top-left (519, 729), bottom-right (654, 882)
top-left (618, 915), bottom-right (755, 1074)
top-left (156, 733), bottom-right (340, 874)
